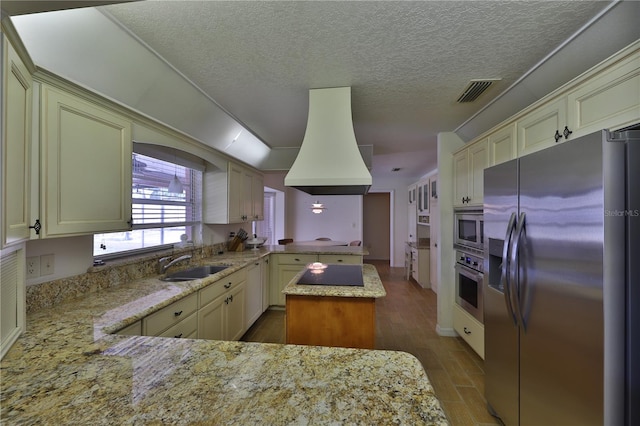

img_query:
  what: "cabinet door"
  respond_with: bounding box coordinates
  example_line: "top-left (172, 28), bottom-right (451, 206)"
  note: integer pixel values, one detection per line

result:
top-left (1, 246), bottom-right (25, 359)
top-left (517, 97), bottom-right (567, 157)
top-left (567, 51), bottom-right (640, 137)
top-left (227, 163), bottom-right (244, 223)
top-left (41, 85), bottom-right (132, 238)
top-left (318, 254), bottom-right (362, 264)
top-left (251, 173), bottom-right (264, 221)
top-left (225, 282), bottom-right (246, 341)
top-left (2, 38), bottom-right (32, 247)
top-left (277, 265), bottom-right (306, 306)
top-left (488, 123), bottom-right (517, 166)
top-left (198, 295), bottom-right (225, 341)
top-left (453, 149), bottom-right (469, 207)
top-left (245, 261), bottom-right (262, 328)
top-left (468, 139), bottom-right (488, 205)
top-left (261, 257), bottom-right (270, 312)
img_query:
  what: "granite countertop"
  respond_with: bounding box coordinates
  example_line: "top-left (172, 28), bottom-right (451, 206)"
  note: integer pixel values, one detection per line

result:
top-left (1, 248), bottom-right (448, 425)
top-left (282, 263), bottom-right (387, 298)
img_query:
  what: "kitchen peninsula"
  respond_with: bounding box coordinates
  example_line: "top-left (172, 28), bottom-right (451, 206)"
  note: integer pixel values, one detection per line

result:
top-left (283, 263), bottom-right (386, 349)
top-left (0, 246), bottom-right (447, 425)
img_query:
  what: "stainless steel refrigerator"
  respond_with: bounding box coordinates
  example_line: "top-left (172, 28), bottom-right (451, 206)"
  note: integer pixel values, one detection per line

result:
top-left (483, 129), bottom-right (639, 425)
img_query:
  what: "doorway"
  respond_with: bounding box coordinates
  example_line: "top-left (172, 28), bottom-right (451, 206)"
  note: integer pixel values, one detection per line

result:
top-left (363, 192), bottom-right (391, 261)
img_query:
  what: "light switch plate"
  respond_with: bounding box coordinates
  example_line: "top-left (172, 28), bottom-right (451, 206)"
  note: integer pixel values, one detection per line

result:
top-left (26, 256), bottom-right (40, 279)
top-left (40, 254), bottom-right (55, 276)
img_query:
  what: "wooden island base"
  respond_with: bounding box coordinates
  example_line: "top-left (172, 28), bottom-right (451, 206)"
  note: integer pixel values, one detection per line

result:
top-left (286, 295), bottom-right (375, 349)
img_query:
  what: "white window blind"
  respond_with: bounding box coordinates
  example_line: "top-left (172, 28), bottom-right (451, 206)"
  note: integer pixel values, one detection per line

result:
top-left (255, 192), bottom-right (275, 245)
top-left (94, 153), bottom-right (202, 257)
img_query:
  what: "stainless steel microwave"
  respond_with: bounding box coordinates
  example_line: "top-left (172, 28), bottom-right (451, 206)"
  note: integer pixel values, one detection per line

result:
top-left (454, 209), bottom-right (484, 251)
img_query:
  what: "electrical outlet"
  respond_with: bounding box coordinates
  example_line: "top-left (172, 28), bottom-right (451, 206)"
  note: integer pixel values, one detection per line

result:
top-left (41, 254), bottom-right (55, 276)
top-left (26, 256), bottom-right (40, 279)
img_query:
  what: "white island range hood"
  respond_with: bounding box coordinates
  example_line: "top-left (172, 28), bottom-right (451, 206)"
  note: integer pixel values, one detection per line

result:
top-left (284, 87), bottom-right (372, 195)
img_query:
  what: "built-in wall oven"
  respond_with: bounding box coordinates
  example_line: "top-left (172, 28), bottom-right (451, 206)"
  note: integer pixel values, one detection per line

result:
top-left (454, 208), bottom-right (484, 252)
top-left (455, 249), bottom-right (484, 323)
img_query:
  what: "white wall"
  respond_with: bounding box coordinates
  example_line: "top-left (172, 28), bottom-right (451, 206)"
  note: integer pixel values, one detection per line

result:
top-left (436, 131), bottom-right (465, 336)
top-left (286, 188), bottom-right (362, 242)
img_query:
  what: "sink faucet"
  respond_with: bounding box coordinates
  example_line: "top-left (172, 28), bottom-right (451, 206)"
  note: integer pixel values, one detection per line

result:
top-left (158, 254), bottom-right (192, 274)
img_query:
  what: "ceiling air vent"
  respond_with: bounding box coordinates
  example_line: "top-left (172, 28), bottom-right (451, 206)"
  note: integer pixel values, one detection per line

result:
top-left (456, 79), bottom-right (501, 103)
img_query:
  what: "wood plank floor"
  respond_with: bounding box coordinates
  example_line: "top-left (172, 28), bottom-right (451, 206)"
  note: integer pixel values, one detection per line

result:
top-left (241, 260), bottom-right (501, 426)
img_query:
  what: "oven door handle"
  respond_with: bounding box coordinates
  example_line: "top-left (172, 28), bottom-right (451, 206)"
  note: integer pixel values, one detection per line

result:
top-left (502, 212), bottom-right (518, 326)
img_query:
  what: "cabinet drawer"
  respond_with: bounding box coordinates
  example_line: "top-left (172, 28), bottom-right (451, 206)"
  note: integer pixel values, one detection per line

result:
top-left (453, 303), bottom-right (485, 359)
top-left (277, 254), bottom-right (317, 265)
top-left (200, 269), bottom-right (246, 307)
top-left (157, 312), bottom-right (198, 339)
top-left (144, 292), bottom-right (197, 336)
top-left (318, 254), bottom-right (362, 264)
top-left (116, 321), bottom-right (142, 336)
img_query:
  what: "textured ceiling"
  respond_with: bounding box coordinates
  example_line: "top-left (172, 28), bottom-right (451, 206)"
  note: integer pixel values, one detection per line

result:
top-left (96, 2), bottom-right (612, 177)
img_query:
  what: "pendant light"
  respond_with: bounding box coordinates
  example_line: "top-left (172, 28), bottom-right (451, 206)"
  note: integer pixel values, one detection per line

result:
top-left (311, 201), bottom-right (326, 214)
top-left (168, 157), bottom-right (184, 194)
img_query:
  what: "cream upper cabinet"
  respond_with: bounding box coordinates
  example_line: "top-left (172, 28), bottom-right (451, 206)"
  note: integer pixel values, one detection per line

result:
top-left (453, 149), bottom-right (469, 207)
top-left (453, 139), bottom-right (488, 207)
top-left (567, 49), bottom-right (640, 137)
top-left (2, 35), bottom-right (32, 248)
top-left (40, 84), bottom-right (132, 238)
top-left (228, 162), bottom-right (244, 223)
top-left (488, 123), bottom-right (517, 167)
top-left (516, 97), bottom-right (568, 157)
top-left (204, 162), bottom-right (264, 224)
top-left (251, 172), bottom-right (264, 221)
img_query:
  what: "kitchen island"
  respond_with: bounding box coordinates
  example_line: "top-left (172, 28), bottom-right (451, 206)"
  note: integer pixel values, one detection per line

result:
top-left (283, 263), bottom-right (386, 349)
top-left (1, 248), bottom-right (447, 425)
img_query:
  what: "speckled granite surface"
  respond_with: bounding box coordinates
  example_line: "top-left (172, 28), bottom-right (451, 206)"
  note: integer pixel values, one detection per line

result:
top-left (3, 247), bottom-right (448, 425)
top-left (283, 263), bottom-right (386, 298)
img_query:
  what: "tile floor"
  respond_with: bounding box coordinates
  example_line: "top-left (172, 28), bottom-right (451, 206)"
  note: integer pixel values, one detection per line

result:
top-left (241, 260), bottom-right (501, 426)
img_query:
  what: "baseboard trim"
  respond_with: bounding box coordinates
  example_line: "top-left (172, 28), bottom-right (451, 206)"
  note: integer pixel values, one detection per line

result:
top-left (436, 324), bottom-right (458, 337)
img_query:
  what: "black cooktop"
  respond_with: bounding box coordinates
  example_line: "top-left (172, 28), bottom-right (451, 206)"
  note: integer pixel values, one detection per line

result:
top-left (297, 264), bottom-right (364, 287)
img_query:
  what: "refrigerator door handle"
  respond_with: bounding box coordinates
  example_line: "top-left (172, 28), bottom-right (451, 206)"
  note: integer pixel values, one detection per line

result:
top-left (502, 212), bottom-right (518, 326)
top-left (510, 212), bottom-right (527, 330)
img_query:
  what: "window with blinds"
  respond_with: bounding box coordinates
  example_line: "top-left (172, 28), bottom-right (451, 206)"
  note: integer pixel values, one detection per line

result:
top-left (93, 153), bottom-right (202, 257)
top-left (255, 192), bottom-right (275, 245)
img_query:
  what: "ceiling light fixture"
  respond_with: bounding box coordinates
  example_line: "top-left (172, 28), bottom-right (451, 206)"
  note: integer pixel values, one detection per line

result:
top-left (311, 201), bottom-right (326, 214)
top-left (168, 156), bottom-right (184, 194)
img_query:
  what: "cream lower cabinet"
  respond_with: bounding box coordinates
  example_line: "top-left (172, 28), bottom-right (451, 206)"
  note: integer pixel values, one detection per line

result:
top-left (2, 35), bottom-right (32, 248)
top-left (269, 254), bottom-right (363, 306)
top-left (453, 303), bottom-right (484, 359)
top-left (143, 292), bottom-right (198, 338)
top-left (198, 268), bottom-right (247, 341)
top-left (40, 83), bottom-right (132, 238)
top-left (245, 261), bottom-right (262, 328)
top-left (0, 245), bottom-right (26, 360)
top-left (261, 257), bottom-right (270, 312)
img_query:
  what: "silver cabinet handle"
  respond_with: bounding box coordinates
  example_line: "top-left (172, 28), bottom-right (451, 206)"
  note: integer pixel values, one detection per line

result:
top-left (224, 283), bottom-right (232, 289)
top-left (174, 310), bottom-right (183, 317)
top-left (174, 333), bottom-right (183, 338)
top-left (463, 327), bottom-right (471, 335)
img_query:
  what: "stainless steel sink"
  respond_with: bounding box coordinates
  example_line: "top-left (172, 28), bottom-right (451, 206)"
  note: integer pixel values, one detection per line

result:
top-left (161, 265), bottom-right (229, 281)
